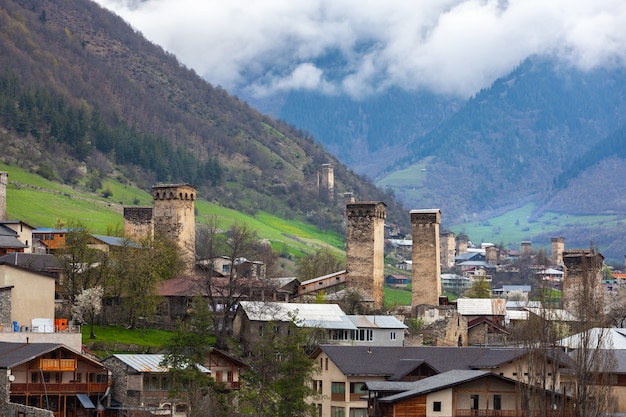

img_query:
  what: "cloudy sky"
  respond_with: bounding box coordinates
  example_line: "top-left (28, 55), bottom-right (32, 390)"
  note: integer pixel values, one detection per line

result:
top-left (94, 0), bottom-right (626, 99)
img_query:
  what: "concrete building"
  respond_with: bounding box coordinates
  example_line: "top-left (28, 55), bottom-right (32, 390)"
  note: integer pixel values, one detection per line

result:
top-left (411, 209), bottom-right (441, 307)
top-left (345, 202), bottom-right (386, 310)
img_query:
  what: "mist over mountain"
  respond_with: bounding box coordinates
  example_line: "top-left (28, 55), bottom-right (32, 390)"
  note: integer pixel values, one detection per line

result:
top-left (0, 0), bottom-right (409, 235)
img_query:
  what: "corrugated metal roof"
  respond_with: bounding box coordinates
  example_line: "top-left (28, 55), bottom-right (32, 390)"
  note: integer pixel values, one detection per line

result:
top-left (559, 328), bottom-right (626, 350)
top-left (111, 354), bottom-right (210, 373)
top-left (240, 301), bottom-right (351, 329)
top-left (347, 315), bottom-right (407, 329)
top-left (457, 298), bottom-right (506, 316)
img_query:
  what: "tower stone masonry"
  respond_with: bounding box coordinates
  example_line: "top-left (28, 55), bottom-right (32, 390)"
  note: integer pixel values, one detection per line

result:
top-left (411, 209), bottom-right (441, 308)
top-left (153, 184), bottom-right (196, 272)
top-left (345, 201), bottom-right (386, 310)
top-left (320, 164), bottom-right (334, 200)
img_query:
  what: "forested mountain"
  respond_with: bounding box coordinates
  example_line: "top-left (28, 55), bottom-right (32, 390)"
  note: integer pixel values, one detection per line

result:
top-left (252, 57), bottom-right (626, 261)
top-left (0, 0), bottom-right (409, 233)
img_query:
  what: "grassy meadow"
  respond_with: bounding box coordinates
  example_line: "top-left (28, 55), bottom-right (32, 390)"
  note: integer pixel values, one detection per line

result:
top-left (2, 162), bottom-right (343, 259)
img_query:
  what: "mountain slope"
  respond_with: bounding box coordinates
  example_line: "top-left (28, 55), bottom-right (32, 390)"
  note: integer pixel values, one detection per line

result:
top-left (0, 0), bottom-right (408, 233)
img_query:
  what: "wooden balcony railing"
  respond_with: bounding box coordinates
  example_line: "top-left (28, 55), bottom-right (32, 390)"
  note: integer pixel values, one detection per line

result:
top-left (10, 382), bottom-right (108, 395)
top-left (456, 410), bottom-right (565, 417)
top-left (39, 358), bottom-right (76, 371)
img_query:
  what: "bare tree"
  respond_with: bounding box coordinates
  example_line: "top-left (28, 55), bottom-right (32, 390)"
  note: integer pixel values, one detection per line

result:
top-left (562, 248), bottom-right (616, 417)
top-left (296, 247), bottom-right (344, 281)
top-left (196, 218), bottom-right (260, 349)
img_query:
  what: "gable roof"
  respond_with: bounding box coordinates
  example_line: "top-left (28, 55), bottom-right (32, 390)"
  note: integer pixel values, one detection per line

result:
top-left (239, 301), bottom-right (353, 330)
top-left (0, 253), bottom-right (60, 272)
top-left (558, 328), bottom-right (626, 349)
top-left (0, 342), bottom-right (102, 368)
top-left (104, 354), bottom-right (210, 373)
top-left (374, 370), bottom-right (493, 402)
top-left (313, 345), bottom-right (572, 377)
top-left (346, 315), bottom-right (407, 330)
top-left (91, 234), bottom-right (141, 248)
top-left (457, 298), bottom-right (506, 316)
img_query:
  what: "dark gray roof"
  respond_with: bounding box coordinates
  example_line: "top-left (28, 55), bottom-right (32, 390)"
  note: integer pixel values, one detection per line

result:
top-left (315, 345), bottom-right (573, 377)
top-left (0, 342), bottom-right (65, 368)
top-left (0, 253), bottom-right (60, 272)
top-left (91, 234), bottom-right (141, 248)
top-left (377, 370), bottom-right (492, 402)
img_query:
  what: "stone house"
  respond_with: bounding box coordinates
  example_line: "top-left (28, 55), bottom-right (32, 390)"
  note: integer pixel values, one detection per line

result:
top-left (101, 354), bottom-right (209, 416)
top-left (0, 341), bottom-right (110, 417)
top-left (233, 301), bottom-right (407, 351)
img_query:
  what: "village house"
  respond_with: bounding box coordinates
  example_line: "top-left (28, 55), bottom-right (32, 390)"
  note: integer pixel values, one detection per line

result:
top-left (0, 220), bottom-right (35, 253)
top-left (309, 345), bottom-right (571, 417)
top-left (0, 224), bottom-right (27, 256)
top-left (0, 341), bottom-right (110, 417)
top-left (233, 301), bottom-right (407, 350)
top-left (205, 348), bottom-right (247, 391)
top-left (366, 369), bottom-right (572, 417)
top-left (101, 354), bottom-right (210, 416)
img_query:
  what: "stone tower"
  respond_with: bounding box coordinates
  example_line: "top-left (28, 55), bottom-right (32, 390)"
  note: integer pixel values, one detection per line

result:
top-left (562, 249), bottom-right (604, 313)
top-left (440, 231), bottom-right (455, 270)
top-left (152, 184), bottom-right (196, 272)
top-left (551, 237), bottom-right (565, 266)
top-left (455, 235), bottom-right (468, 256)
top-left (411, 209), bottom-right (441, 307)
top-left (320, 164), bottom-right (334, 200)
top-left (521, 241), bottom-right (532, 258)
top-left (485, 245), bottom-right (498, 265)
top-left (0, 171), bottom-right (6, 221)
top-left (345, 202), bottom-right (386, 310)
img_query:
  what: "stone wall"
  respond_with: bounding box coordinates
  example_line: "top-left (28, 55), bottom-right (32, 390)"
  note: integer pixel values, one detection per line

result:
top-left (0, 288), bottom-right (11, 329)
top-left (123, 206), bottom-right (154, 239)
top-left (1, 403), bottom-right (54, 417)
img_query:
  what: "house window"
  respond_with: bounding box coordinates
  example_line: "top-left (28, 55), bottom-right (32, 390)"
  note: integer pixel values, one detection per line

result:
top-left (390, 331), bottom-right (396, 340)
top-left (75, 373), bottom-right (82, 382)
top-left (222, 264), bottom-right (231, 274)
top-left (349, 408), bottom-right (367, 417)
top-left (331, 406), bottom-right (345, 417)
top-left (471, 394), bottom-right (479, 410)
top-left (312, 380), bottom-right (323, 394)
top-left (349, 382), bottom-right (367, 400)
top-left (493, 395), bottom-right (501, 410)
top-left (317, 404), bottom-right (322, 417)
top-left (331, 382), bottom-right (346, 401)
top-left (325, 358), bottom-right (329, 371)
top-left (31, 372), bottom-right (38, 383)
top-left (352, 329), bottom-right (373, 341)
top-left (433, 401), bottom-right (442, 412)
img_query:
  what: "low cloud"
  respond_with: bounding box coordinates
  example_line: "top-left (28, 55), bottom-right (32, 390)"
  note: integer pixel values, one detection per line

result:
top-left (95, 0), bottom-right (626, 99)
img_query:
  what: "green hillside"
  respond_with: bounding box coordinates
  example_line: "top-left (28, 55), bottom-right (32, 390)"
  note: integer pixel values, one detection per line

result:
top-left (3, 162), bottom-right (344, 260)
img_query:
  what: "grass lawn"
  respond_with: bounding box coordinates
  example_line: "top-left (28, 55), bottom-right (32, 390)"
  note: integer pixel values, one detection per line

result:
top-left (81, 324), bottom-right (183, 357)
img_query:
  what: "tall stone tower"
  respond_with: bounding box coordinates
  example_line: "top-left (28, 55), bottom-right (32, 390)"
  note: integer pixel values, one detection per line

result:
top-left (551, 237), bottom-right (565, 266)
top-left (411, 209), bottom-right (441, 307)
top-left (320, 164), bottom-right (334, 200)
top-left (440, 231), bottom-right (455, 270)
top-left (345, 202), bottom-right (386, 310)
top-left (521, 241), bottom-right (532, 258)
top-left (485, 245), bottom-right (498, 265)
top-left (152, 184), bottom-right (196, 272)
top-left (562, 249), bottom-right (604, 313)
top-left (455, 235), bottom-right (468, 256)
top-left (0, 171), bottom-right (6, 221)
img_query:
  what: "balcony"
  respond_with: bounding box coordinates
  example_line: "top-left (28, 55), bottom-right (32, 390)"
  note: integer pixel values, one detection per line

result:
top-left (10, 382), bottom-right (109, 395)
top-left (39, 358), bottom-right (76, 371)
